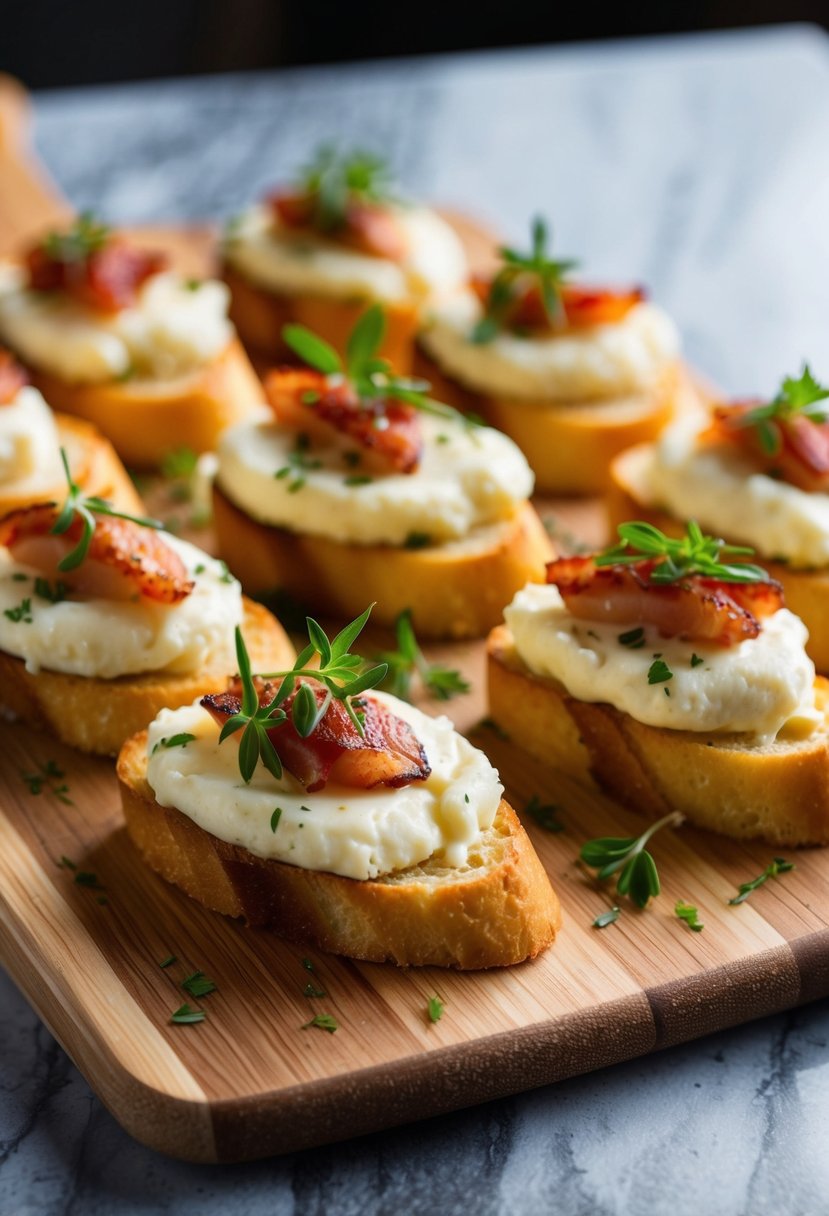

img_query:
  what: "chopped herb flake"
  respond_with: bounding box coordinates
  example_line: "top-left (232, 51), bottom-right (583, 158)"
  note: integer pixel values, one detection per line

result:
top-left (593, 906), bottom-right (621, 929)
top-left (170, 1003), bottom-right (206, 1025)
top-left (302, 1013), bottom-right (338, 1033)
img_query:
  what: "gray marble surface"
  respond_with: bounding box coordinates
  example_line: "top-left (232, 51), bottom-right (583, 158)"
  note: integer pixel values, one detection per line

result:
top-left (3, 24), bottom-right (829, 1214)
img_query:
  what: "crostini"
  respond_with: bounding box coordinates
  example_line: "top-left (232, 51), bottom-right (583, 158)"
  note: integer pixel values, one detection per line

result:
top-left (416, 217), bottom-right (694, 495)
top-left (221, 146), bottom-right (468, 372)
top-left (610, 366), bottom-right (829, 672)
top-left (212, 305), bottom-right (553, 638)
top-left (118, 608), bottom-right (561, 968)
top-left (0, 453), bottom-right (292, 755)
top-left (487, 521), bottom-right (829, 846)
top-left (0, 348), bottom-right (141, 515)
top-left (0, 214), bottom-right (263, 467)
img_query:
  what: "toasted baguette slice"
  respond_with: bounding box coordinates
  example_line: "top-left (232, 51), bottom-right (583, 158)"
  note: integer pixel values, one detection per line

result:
top-left (414, 349), bottom-right (698, 495)
top-left (610, 444), bottom-right (829, 674)
top-left (0, 412), bottom-right (144, 516)
top-left (212, 483), bottom-right (553, 639)
top-left (26, 338), bottom-right (263, 468)
top-left (117, 730), bottom-right (561, 968)
top-left (222, 263), bottom-right (419, 373)
top-left (487, 623), bottom-right (829, 846)
top-left (0, 597), bottom-right (293, 757)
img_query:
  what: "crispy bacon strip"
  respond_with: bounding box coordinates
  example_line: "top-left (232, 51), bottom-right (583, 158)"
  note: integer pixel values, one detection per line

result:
top-left (26, 238), bottom-right (167, 313)
top-left (0, 351), bottom-right (27, 405)
top-left (546, 555), bottom-right (783, 646)
top-left (709, 401), bottom-right (829, 493)
top-left (269, 191), bottom-right (408, 261)
top-left (0, 503), bottom-right (193, 604)
top-left (471, 273), bottom-right (644, 334)
top-left (202, 679), bottom-right (431, 792)
top-left (264, 368), bottom-right (422, 474)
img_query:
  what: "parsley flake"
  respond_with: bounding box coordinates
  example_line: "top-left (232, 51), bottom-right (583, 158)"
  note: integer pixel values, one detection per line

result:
top-left (170, 1003), bottom-right (206, 1025)
top-left (4, 597), bottom-right (32, 623)
top-left (675, 901), bottom-right (704, 931)
top-left (427, 996), bottom-right (445, 1023)
top-left (524, 794), bottom-right (564, 833)
top-left (648, 659), bottom-right (673, 685)
top-left (181, 970), bottom-right (217, 998)
top-left (302, 1013), bottom-right (338, 1034)
top-left (593, 906), bottom-right (621, 929)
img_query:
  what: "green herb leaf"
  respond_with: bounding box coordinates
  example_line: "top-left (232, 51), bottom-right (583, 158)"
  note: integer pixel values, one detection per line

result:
top-left (728, 858), bottom-right (795, 905)
top-left (42, 212), bottom-right (110, 264)
top-left (302, 1013), bottom-right (338, 1034)
top-left (170, 1003), bottom-right (206, 1025)
top-left (733, 364), bottom-right (829, 454)
top-left (427, 996), bottom-right (445, 1023)
top-left (648, 659), bottom-right (673, 685)
top-left (524, 794), bottom-right (564, 833)
top-left (596, 519), bottom-right (769, 586)
top-left (270, 807), bottom-right (283, 832)
top-left (473, 217), bottom-right (579, 343)
top-left (304, 982), bottom-right (327, 998)
top-left (151, 732), bottom-right (196, 755)
top-left (376, 609), bottom-right (469, 703)
top-left (580, 811), bottom-right (683, 908)
top-left (74, 871), bottom-right (104, 890)
top-left (403, 531), bottom-right (432, 550)
top-left (4, 597), bottom-right (32, 623)
top-left (159, 955), bottom-right (177, 968)
top-left (593, 906), bottom-right (621, 929)
top-left (618, 626), bottom-right (646, 649)
top-left (34, 578), bottom-right (69, 604)
top-left (181, 970), bottom-right (217, 998)
top-left (295, 145), bottom-right (396, 231)
top-left (675, 901), bottom-right (704, 931)
top-left (282, 324), bottom-right (342, 375)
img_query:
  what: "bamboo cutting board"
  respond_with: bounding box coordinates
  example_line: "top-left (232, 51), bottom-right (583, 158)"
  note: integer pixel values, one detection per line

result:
top-left (1, 75), bottom-right (828, 1164)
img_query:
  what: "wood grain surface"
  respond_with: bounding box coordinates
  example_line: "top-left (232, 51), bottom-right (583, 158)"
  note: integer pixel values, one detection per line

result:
top-left (0, 79), bottom-right (828, 1164)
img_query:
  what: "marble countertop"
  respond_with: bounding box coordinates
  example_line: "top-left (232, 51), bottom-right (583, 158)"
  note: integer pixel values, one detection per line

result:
top-left (3, 24), bottom-right (829, 1214)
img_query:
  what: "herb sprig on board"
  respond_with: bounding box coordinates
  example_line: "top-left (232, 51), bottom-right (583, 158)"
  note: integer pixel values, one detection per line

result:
top-left (376, 609), bottom-right (469, 703)
top-left (728, 858), bottom-right (795, 905)
top-left (731, 365), bottom-right (829, 456)
top-left (596, 520), bottom-right (769, 585)
top-left (219, 606), bottom-right (387, 784)
top-left (296, 146), bottom-right (396, 231)
top-left (580, 811), bottom-right (683, 908)
top-left (473, 217), bottom-right (579, 343)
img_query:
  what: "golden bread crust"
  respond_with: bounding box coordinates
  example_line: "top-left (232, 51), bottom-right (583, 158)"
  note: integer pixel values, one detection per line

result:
top-left (117, 727), bottom-right (561, 968)
top-left (212, 483), bottom-right (553, 639)
top-left (0, 597), bottom-right (293, 756)
top-left (487, 624), bottom-right (829, 846)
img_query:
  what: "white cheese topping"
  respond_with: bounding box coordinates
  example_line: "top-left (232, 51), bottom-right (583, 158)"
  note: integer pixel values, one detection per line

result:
top-left (0, 534), bottom-right (242, 678)
top-left (0, 266), bottom-right (233, 384)
top-left (0, 384), bottom-right (64, 492)
top-left (638, 411), bottom-right (829, 569)
top-left (217, 410), bottom-right (534, 546)
top-left (146, 692), bottom-right (503, 881)
top-left (224, 203), bottom-right (468, 305)
top-left (419, 292), bottom-right (680, 401)
top-left (504, 582), bottom-right (817, 741)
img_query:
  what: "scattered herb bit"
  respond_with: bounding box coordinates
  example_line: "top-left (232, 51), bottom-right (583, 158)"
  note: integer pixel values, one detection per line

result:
top-left (295, 145), bottom-right (396, 232)
top-left (218, 560), bottom-right (235, 585)
top-left (11, 572), bottom-right (28, 582)
top-left (580, 811), bottom-right (683, 908)
top-left (524, 794), bottom-right (564, 833)
top-left (270, 807), bottom-right (283, 833)
top-left (403, 531), bottom-right (432, 550)
top-left (170, 1003), bottom-right (206, 1025)
top-left (343, 474), bottom-right (373, 486)
top-left (23, 761), bottom-right (73, 805)
top-left (596, 520), bottom-right (769, 586)
top-left (151, 732), bottom-right (196, 755)
top-left (304, 982), bottom-right (327, 998)
top-left (160, 445), bottom-right (198, 483)
top-left (648, 659), bottom-right (673, 686)
top-left (274, 432), bottom-right (323, 493)
top-left (42, 212), bottom-right (109, 263)
top-left (184, 278), bottom-right (202, 292)
top-left (732, 365), bottom-right (829, 456)
top-left (376, 609), bottom-right (469, 703)
top-left (690, 653), bottom-right (704, 668)
top-left (302, 1013), bottom-right (338, 1034)
top-left (34, 578), bottom-right (69, 604)
top-left (618, 626), bottom-right (646, 649)
top-left (593, 906), bottom-right (621, 929)
top-left (464, 793), bottom-right (470, 804)
top-left (194, 563), bottom-right (206, 575)
top-left (302, 958), bottom-right (316, 973)
top-left (159, 955), bottom-right (177, 969)
top-left (728, 858), bottom-right (795, 905)
top-left (59, 855), bottom-right (77, 871)
top-left (675, 901), bottom-right (704, 931)
top-left (181, 970), bottom-right (217, 998)
top-left (4, 597), bottom-right (32, 623)
top-left (473, 217), bottom-right (578, 343)
top-left (74, 871), bottom-right (104, 891)
top-left (427, 995), bottom-right (445, 1023)
top-left (479, 716), bottom-right (509, 741)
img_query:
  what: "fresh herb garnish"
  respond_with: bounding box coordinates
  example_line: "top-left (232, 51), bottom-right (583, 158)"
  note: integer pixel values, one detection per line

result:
top-left (304, 982), bottom-right (327, 998)
top-left (690, 653), bottom-right (704, 668)
top-left (580, 811), bottom-right (683, 908)
top-left (34, 577), bottom-right (69, 604)
top-left (593, 906), bottom-right (621, 929)
top-left (181, 970), bottom-right (217, 998)
top-left (296, 145), bottom-right (396, 231)
top-left (376, 609), bottom-right (469, 703)
top-left (51, 448), bottom-right (163, 572)
top-left (472, 217), bottom-right (578, 343)
top-left (161, 445), bottom-right (198, 481)
top-left (219, 606), bottom-right (387, 783)
top-left (728, 858), bottom-right (795, 905)
top-left (23, 760), bottom-right (72, 804)
top-left (74, 871), bottom-right (104, 890)
top-left (159, 955), bottom-right (177, 969)
top-left (675, 901), bottom-right (704, 931)
top-left (274, 433), bottom-right (323, 493)
top-left (427, 996), bottom-right (445, 1024)
top-left (618, 626), bottom-right (646, 649)
top-left (4, 597), bottom-right (32, 623)
top-left (270, 807), bottom-right (283, 833)
top-left (479, 716), bottom-right (510, 741)
top-left (282, 304), bottom-right (480, 431)
top-left (59, 855), bottom-right (77, 870)
top-left (343, 474), bottom-right (373, 486)
top-left (170, 1003), bottom-right (206, 1025)
top-left (302, 1013), bottom-right (338, 1034)
top-left (732, 365), bottom-right (829, 456)
top-left (151, 733), bottom-right (196, 755)
top-left (403, 531), bottom-right (432, 550)
top-left (647, 659), bottom-right (673, 686)
top-left (302, 958), bottom-right (316, 972)
top-left (596, 520), bottom-right (769, 585)
top-left (42, 212), bottom-right (109, 264)
top-left (524, 794), bottom-right (564, 833)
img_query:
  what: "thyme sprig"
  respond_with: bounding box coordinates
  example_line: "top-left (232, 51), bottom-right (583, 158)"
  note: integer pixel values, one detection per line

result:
top-left (376, 609), bottom-right (469, 703)
top-left (297, 145), bottom-right (396, 231)
top-left (596, 520), bottom-right (770, 585)
top-left (51, 448), bottom-right (163, 572)
top-left (580, 811), bottom-right (683, 908)
top-left (473, 217), bottom-right (579, 343)
top-left (282, 305), bottom-right (481, 430)
top-left (732, 365), bottom-right (829, 456)
top-left (220, 606), bottom-right (388, 783)
top-left (728, 858), bottom-right (795, 905)
top-left (42, 212), bottom-right (110, 264)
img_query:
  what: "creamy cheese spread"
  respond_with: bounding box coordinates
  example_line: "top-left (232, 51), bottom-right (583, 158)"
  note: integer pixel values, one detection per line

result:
top-left (217, 410), bottom-right (534, 546)
top-left (146, 692), bottom-right (503, 880)
top-left (504, 582), bottom-right (817, 740)
top-left (419, 293), bottom-right (680, 402)
top-left (0, 266), bottom-right (233, 384)
top-left (638, 412), bottom-right (829, 569)
top-left (223, 203), bottom-right (468, 305)
top-left (0, 534), bottom-right (242, 678)
top-left (0, 384), bottom-right (64, 491)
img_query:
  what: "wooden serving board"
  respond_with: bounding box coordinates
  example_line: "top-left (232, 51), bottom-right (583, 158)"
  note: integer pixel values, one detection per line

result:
top-left (1, 76), bottom-right (829, 1165)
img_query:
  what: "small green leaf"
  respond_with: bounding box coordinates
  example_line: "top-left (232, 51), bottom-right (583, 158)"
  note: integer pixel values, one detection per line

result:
top-left (427, 996), bottom-right (444, 1023)
top-left (302, 1013), bottom-right (338, 1034)
top-left (282, 324), bottom-right (342, 375)
top-left (648, 659), bottom-right (673, 685)
top-left (592, 907), bottom-right (620, 929)
top-left (270, 807), bottom-right (283, 832)
top-left (170, 1003), bottom-right (206, 1025)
